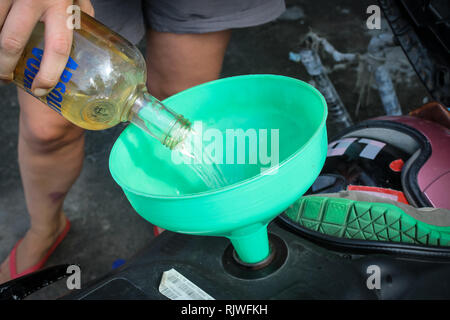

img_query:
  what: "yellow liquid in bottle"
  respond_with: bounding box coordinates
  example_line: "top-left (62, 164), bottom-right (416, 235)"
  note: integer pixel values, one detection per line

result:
top-left (13, 13), bottom-right (230, 191)
top-left (14, 14), bottom-right (147, 131)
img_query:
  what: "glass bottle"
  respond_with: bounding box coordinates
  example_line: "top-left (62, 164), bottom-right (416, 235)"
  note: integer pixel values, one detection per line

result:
top-left (13, 12), bottom-right (191, 149)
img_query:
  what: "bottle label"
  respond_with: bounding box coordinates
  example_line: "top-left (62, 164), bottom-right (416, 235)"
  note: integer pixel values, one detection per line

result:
top-left (23, 47), bottom-right (79, 114)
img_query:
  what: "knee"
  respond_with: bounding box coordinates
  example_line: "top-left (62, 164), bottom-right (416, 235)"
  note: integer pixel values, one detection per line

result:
top-left (20, 117), bottom-right (84, 153)
top-left (149, 84), bottom-right (182, 101)
top-left (148, 79), bottom-right (212, 101)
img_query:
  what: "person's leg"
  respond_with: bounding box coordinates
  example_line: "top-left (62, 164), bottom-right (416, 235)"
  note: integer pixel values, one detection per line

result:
top-left (0, 89), bottom-right (84, 284)
top-left (145, 29), bottom-right (231, 100)
top-left (144, 29), bottom-right (230, 236)
top-left (142, 0), bottom-right (285, 100)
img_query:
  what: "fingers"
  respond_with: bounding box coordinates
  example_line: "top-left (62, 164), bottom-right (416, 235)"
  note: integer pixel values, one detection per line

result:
top-left (76, 0), bottom-right (94, 17)
top-left (0, 1), bottom-right (12, 83)
top-left (32, 2), bottom-right (73, 96)
top-left (0, 0), bottom-right (12, 31)
top-left (0, 0), bottom-right (11, 84)
top-left (0, 0), bottom-right (42, 81)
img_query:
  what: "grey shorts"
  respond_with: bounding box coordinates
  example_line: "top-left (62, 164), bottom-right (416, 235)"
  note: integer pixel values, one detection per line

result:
top-left (91, 0), bottom-right (285, 44)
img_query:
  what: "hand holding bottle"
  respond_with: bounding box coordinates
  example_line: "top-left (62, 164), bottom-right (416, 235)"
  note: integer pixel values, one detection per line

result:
top-left (13, 10), bottom-right (191, 149)
top-left (0, 0), bottom-right (94, 94)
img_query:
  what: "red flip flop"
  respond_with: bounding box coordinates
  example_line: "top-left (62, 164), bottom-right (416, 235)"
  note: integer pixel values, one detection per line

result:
top-left (9, 218), bottom-right (71, 280)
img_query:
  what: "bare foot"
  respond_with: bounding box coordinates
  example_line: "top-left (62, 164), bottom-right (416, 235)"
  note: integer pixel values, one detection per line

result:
top-left (0, 213), bottom-right (68, 285)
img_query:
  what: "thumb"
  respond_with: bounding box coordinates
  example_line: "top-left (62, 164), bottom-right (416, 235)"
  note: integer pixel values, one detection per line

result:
top-left (75, 0), bottom-right (95, 17)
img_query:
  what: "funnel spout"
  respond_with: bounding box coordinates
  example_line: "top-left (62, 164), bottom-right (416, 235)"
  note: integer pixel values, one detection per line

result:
top-left (229, 224), bottom-right (270, 264)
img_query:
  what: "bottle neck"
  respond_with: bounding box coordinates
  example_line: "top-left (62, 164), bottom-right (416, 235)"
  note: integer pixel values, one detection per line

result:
top-left (125, 89), bottom-right (191, 150)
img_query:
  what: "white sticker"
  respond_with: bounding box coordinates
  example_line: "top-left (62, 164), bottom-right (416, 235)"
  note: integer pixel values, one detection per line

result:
top-left (358, 138), bottom-right (386, 160)
top-left (159, 268), bottom-right (215, 300)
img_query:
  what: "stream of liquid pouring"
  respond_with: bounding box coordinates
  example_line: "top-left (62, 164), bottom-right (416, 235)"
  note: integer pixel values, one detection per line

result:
top-left (174, 128), bottom-right (229, 190)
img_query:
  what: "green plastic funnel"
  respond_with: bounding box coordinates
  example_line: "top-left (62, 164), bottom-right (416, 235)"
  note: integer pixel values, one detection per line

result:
top-left (109, 75), bottom-right (327, 264)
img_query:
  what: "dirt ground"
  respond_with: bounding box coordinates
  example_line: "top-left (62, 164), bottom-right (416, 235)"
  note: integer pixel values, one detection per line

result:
top-left (0, 0), bottom-right (429, 299)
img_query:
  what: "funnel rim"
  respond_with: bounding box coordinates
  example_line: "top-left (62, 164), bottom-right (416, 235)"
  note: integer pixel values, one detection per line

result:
top-left (109, 74), bottom-right (327, 199)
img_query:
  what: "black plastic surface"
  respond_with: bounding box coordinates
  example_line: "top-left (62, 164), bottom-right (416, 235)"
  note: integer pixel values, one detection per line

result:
top-left (62, 223), bottom-right (450, 300)
top-left (0, 264), bottom-right (70, 300)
